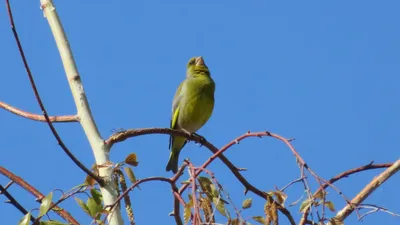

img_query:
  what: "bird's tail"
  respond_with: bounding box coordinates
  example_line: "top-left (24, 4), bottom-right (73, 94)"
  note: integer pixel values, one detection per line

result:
top-left (166, 150), bottom-right (179, 174)
top-left (166, 136), bottom-right (186, 174)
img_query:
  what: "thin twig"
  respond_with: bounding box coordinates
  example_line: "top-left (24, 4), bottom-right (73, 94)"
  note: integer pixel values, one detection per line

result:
top-left (0, 166), bottom-right (79, 225)
top-left (357, 204), bottom-right (400, 220)
top-left (299, 162), bottom-right (393, 225)
top-left (0, 101), bottom-right (78, 123)
top-left (5, 0), bottom-right (103, 186)
top-left (331, 159), bottom-right (400, 223)
top-left (0, 184), bottom-right (36, 222)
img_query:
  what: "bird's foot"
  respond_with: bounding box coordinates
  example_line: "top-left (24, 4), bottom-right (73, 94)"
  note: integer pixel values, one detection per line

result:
top-left (181, 129), bottom-right (205, 145)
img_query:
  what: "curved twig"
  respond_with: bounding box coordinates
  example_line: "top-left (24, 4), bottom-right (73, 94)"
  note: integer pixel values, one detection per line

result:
top-left (0, 101), bottom-right (78, 123)
top-left (0, 166), bottom-right (80, 225)
top-left (106, 128), bottom-right (296, 225)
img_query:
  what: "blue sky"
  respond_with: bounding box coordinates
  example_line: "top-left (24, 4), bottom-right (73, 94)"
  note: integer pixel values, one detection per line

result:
top-left (1, 0), bottom-right (399, 224)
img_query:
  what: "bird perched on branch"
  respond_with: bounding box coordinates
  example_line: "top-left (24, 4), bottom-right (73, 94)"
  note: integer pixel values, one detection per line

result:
top-left (166, 56), bottom-right (215, 173)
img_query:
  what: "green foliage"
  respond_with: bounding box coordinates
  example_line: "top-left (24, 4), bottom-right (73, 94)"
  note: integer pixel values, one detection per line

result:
top-left (39, 192), bottom-right (53, 217)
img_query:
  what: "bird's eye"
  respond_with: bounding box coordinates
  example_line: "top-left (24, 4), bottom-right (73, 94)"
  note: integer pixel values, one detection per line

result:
top-left (189, 60), bottom-right (195, 65)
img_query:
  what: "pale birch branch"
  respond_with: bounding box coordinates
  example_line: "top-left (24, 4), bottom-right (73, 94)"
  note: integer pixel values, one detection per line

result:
top-left (39, 1), bottom-right (123, 224)
top-left (328, 159), bottom-right (400, 224)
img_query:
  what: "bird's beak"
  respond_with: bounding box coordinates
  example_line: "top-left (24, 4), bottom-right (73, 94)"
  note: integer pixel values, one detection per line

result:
top-left (195, 57), bottom-right (205, 66)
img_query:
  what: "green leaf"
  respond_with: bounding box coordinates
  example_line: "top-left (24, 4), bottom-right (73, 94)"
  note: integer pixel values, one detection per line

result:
top-left (314, 189), bottom-right (326, 199)
top-left (124, 167), bottom-right (137, 183)
top-left (299, 199), bottom-right (313, 212)
top-left (40, 221), bottom-right (70, 225)
top-left (39, 192), bottom-right (53, 217)
top-left (213, 197), bottom-right (227, 217)
top-left (90, 189), bottom-right (103, 205)
top-left (242, 198), bottom-right (252, 209)
top-left (184, 199), bottom-right (192, 225)
top-left (125, 153), bottom-right (139, 167)
top-left (252, 216), bottom-right (266, 225)
top-left (197, 177), bottom-right (214, 199)
top-left (87, 197), bottom-right (103, 219)
top-left (75, 197), bottom-right (91, 216)
top-left (18, 213), bottom-right (31, 225)
top-left (325, 201), bottom-right (336, 212)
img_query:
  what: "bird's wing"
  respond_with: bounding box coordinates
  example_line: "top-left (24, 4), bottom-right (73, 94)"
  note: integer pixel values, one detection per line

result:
top-left (169, 81), bottom-right (185, 149)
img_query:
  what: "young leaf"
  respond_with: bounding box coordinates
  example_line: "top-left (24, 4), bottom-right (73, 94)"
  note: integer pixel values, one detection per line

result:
top-left (213, 197), bottom-right (227, 217)
top-left (325, 201), bottom-right (336, 212)
top-left (184, 200), bottom-right (192, 225)
top-left (124, 167), bottom-right (137, 183)
top-left (18, 213), bottom-right (31, 225)
top-left (314, 189), bottom-right (326, 199)
top-left (90, 189), bottom-right (103, 205)
top-left (125, 153), bottom-right (139, 167)
top-left (75, 197), bottom-right (91, 216)
top-left (39, 192), bottom-right (53, 217)
top-left (242, 198), bottom-right (252, 209)
top-left (197, 177), bottom-right (214, 199)
top-left (252, 216), bottom-right (266, 225)
top-left (299, 199), bottom-right (313, 212)
top-left (87, 197), bottom-right (103, 219)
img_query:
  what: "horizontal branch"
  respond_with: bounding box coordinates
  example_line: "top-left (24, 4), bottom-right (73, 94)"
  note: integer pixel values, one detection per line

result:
top-left (0, 166), bottom-right (79, 225)
top-left (0, 101), bottom-right (78, 123)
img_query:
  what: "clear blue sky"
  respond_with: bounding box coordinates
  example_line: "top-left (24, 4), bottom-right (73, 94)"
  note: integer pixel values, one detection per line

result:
top-left (1, 1), bottom-right (399, 225)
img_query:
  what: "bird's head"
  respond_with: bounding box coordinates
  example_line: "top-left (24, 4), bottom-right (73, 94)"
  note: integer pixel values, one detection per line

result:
top-left (186, 56), bottom-right (210, 77)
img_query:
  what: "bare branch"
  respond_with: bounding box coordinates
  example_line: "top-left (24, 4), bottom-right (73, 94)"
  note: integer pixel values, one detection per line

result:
top-left (0, 101), bottom-right (78, 123)
top-left (5, 0), bottom-right (103, 186)
top-left (0, 184), bottom-right (36, 222)
top-left (331, 159), bottom-right (400, 223)
top-left (299, 161), bottom-right (393, 225)
top-left (106, 128), bottom-right (296, 225)
top-left (0, 166), bottom-right (79, 225)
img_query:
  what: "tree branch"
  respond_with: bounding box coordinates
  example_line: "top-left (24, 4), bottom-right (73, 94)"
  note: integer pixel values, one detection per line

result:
top-left (38, 0), bottom-right (123, 223)
top-left (299, 162), bottom-right (393, 225)
top-left (5, 0), bottom-right (103, 186)
top-left (106, 128), bottom-right (296, 225)
top-left (330, 159), bottom-right (400, 224)
top-left (0, 166), bottom-right (79, 225)
top-left (0, 184), bottom-right (36, 222)
top-left (0, 101), bottom-right (78, 123)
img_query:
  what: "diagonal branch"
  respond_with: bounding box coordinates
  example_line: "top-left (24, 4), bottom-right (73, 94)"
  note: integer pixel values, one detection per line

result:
top-left (0, 166), bottom-right (79, 225)
top-left (5, 0), bottom-right (103, 186)
top-left (0, 101), bottom-right (78, 123)
top-left (0, 184), bottom-right (36, 222)
top-left (299, 161), bottom-right (394, 225)
top-left (329, 159), bottom-right (400, 224)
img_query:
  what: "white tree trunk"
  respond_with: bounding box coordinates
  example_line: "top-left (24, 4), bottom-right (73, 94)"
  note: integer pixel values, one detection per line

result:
top-left (40, 1), bottom-right (124, 224)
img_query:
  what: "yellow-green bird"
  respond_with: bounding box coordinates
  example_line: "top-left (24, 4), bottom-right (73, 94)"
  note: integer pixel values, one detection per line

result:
top-left (166, 56), bottom-right (215, 173)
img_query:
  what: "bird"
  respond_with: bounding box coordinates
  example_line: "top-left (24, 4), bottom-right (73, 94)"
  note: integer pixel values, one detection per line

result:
top-left (166, 56), bottom-right (215, 173)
